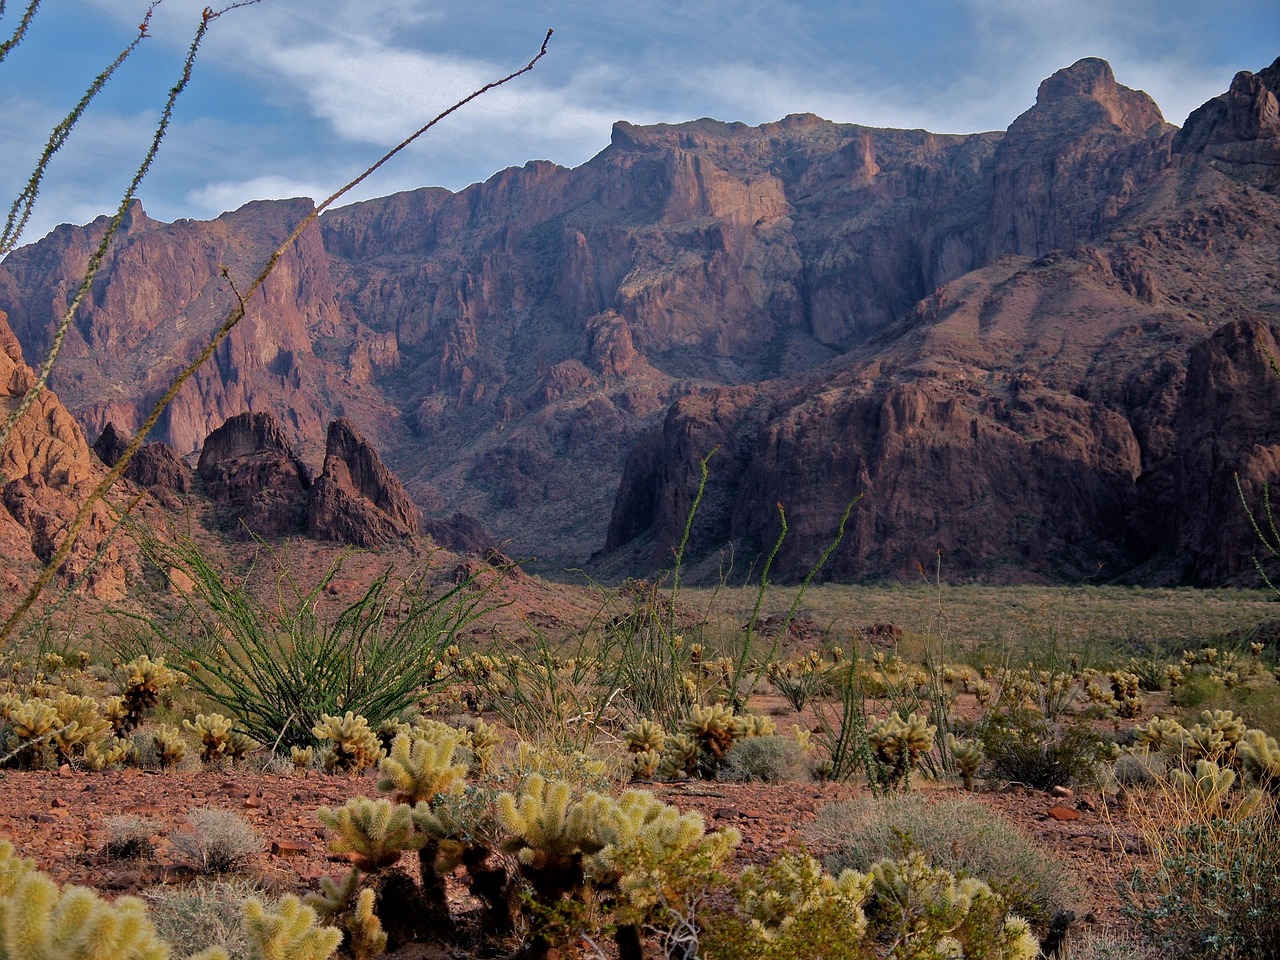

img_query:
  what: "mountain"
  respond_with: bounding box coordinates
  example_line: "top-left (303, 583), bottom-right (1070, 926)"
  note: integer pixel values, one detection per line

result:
top-left (2, 56), bottom-right (1278, 585)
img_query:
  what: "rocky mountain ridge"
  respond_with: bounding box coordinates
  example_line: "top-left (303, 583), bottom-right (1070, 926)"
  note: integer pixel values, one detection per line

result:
top-left (2, 56), bottom-right (1279, 585)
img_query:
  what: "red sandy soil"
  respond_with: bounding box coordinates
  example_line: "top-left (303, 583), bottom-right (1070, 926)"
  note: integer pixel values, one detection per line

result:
top-left (0, 765), bottom-right (1146, 944)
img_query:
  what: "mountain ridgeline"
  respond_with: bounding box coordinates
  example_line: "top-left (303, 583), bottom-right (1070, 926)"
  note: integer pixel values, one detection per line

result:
top-left (2, 56), bottom-right (1279, 585)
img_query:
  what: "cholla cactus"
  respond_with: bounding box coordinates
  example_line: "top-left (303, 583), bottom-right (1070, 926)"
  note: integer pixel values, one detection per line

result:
top-left (102, 696), bottom-right (131, 735)
top-left (313, 712), bottom-right (383, 774)
top-left (290, 746), bottom-right (315, 771)
top-left (731, 713), bottom-right (776, 740)
top-left (683, 703), bottom-right (736, 763)
top-left (184, 713), bottom-right (256, 765)
top-left (1199, 709), bottom-right (1248, 748)
top-left (590, 792), bottom-right (740, 960)
top-left (703, 853), bottom-right (872, 959)
top-left (120, 656), bottom-right (176, 732)
top-left (376, 732), bottom-right (468, 805)
top-left (83, 736), bottom-right (132, 772)
top-left (243, 895), bottom-right (342, 960)
top-left (629, 749), bottom-right (662, 781)
top-left (304, 869), bottom-right (386, 960)
top-left (468, 718), bottom-right (500, 773)
top-left (6, 698), bottom-right (60, 769)
top-left (1237, 729), bottom-right (1280, 793)
top-left (868, 712), bottom-right (937, 790)
top-left (656, 733), bottom-right (700, 781)
top-left (1134, 716), bottom-right (1186, 752)
top-left (48, 693), bottom-right (113, 765)
top-left (497, 775), bottom-right (614, 905)
top-left (317, 797), bottom-right (424, 871)
top-left (1108, 671), bottom-right (1143, 718)
top-left (869, 852), bottom-right (1039, 960)
top-left (947, 734), bottom-right (984, 791)
top-left (1180, 723), bottom-right (1230, 765)
top-left (623, 718), bottom-right (667, 755)
top-left (152, 724), bottom-right (188, 770)
top-left (0, 865), bottom-right (169, 960)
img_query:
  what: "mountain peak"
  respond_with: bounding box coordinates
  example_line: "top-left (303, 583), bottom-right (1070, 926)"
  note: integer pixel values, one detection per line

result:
top-left (1035, 57), bottom-right (1119, 106)
top-left (1008, 57), bottom-right (1168, 143)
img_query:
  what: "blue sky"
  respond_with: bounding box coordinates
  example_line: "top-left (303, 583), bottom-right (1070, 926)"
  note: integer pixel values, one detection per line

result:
top-left (2, 0), bottom-right (1277, 245)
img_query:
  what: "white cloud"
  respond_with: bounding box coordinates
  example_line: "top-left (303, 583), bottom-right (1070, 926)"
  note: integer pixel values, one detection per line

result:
top-left (184, 175), bottom-right (328, 218)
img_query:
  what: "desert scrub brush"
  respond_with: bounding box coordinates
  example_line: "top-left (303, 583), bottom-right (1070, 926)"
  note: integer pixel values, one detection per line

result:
top-left (312, 712), bottom-right (383, 774)
top-left (317, 797), bottom-right (424, 872)
top-left (171, 808), bottom-right (263, 874)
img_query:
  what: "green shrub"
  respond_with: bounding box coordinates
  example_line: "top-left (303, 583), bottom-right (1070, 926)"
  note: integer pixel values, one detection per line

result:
top-left (722, 735), bottom-right (809, 783)
top-left (809, 792), bottom-right (1077, 928)
top-left (977, 709), bottom-right (1108, 789)
top-left (156, 545), bottom-right (487, 749)
top-left (1125, 794), bottom-right (1280, 959)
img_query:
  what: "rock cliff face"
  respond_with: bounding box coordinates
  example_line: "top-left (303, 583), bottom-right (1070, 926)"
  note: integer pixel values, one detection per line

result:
top-left (0, 311), bottom-right (137, 599)
top-left (3, 57), bottom-right (1280, 584)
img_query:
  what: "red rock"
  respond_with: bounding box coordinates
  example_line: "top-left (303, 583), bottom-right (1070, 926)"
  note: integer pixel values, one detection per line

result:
top-left (1048, 805), bottom-right (1082, 822)
top-left (270, 839), bottom-right (312, 856)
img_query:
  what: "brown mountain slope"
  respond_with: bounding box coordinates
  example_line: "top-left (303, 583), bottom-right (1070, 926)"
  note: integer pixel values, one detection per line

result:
top-left (2, 57), bottom-right (1279, 583)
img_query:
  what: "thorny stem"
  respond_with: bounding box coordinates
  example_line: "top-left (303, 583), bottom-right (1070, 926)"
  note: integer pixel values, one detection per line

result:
top-left (1, 3), bottom-right (161, 255)
top-left (0, 27), bottom-right (555, 646)
top-left (0, 0), bottom-right (42, 64)
top-left (0, 0), bottom-right (242, 456)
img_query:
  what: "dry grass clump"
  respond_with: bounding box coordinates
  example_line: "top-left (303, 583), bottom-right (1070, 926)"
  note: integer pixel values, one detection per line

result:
top-left (103, 815), bottom-right (158, 861)
top-left (810, 792), bottom-right (1077, 928)
top-left (169, 807), bottom-right (263, 874)
top-left (143, 877), bottom-right (267, 960)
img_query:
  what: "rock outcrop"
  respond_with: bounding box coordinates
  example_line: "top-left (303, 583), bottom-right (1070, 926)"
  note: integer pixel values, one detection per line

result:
top-left (93, 422), bottom-right (191, 498)
top-left (306, 418), bottom-right (420, 547)
top-left (196, 411), bottom-right (312, 536)
top-left (1174, 57), bottom-right (1280, 188)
